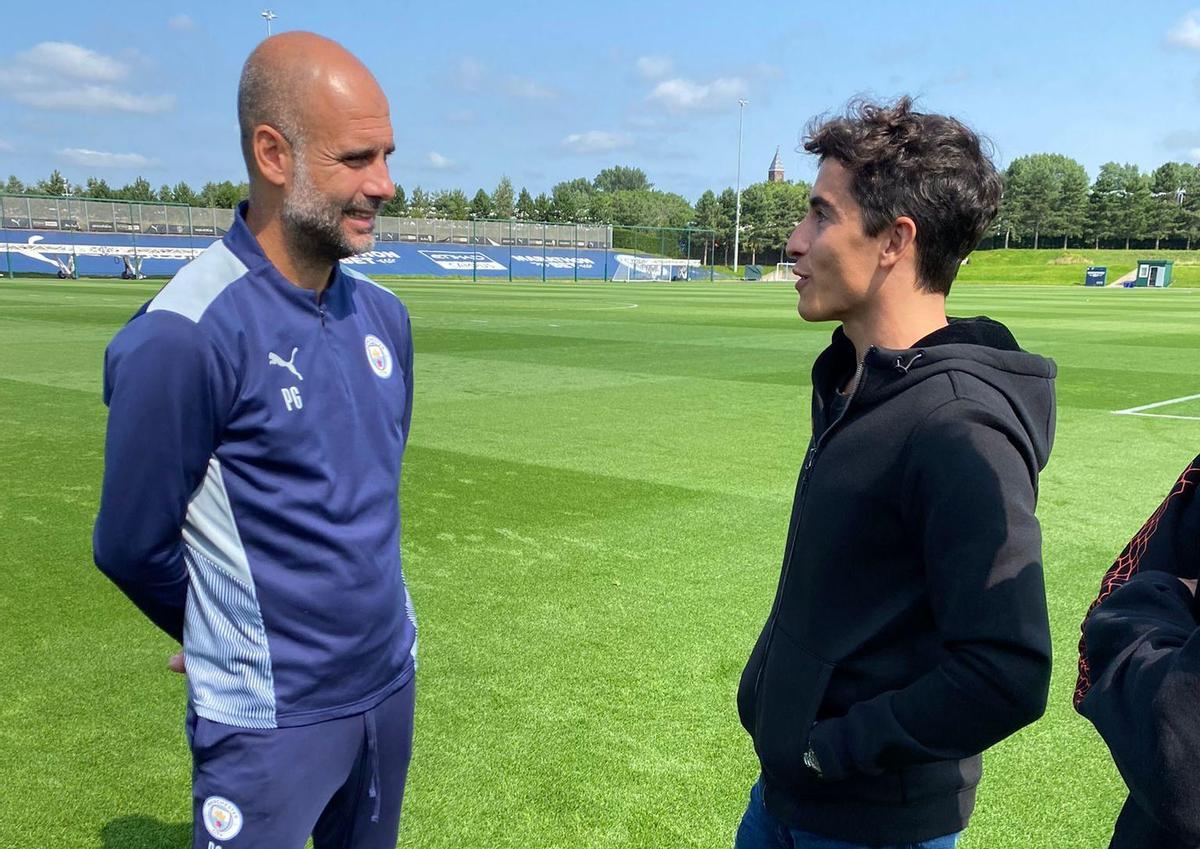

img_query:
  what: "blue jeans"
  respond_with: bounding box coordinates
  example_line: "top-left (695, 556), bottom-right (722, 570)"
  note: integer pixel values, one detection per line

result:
top-left (734, 778), bottom-right (961, 849)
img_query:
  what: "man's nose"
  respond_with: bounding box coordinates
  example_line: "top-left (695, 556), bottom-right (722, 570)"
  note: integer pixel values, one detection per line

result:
top-left (785, 223), bottom-right (806, 261)
top-left (364, 159), bottom-right (395, 201)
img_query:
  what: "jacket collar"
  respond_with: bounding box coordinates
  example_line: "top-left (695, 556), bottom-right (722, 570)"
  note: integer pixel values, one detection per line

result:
top-left (222, 201), bottom-right (348, 311)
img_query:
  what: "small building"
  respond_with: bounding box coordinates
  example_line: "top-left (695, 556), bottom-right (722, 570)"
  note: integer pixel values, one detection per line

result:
top-left (1133, 259), bottom-right (1174, 287)
top-left (768, 147), bottom-right (785, 183)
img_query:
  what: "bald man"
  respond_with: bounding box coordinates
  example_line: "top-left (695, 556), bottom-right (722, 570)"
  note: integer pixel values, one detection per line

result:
top-left (93, 33), bottom-right (416, 849)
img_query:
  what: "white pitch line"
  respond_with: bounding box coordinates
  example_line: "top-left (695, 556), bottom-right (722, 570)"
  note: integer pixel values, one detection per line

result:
top-left (1114, 412), bottom-right (1200, 422)
top-left (1112, 392), bottom-right (1200, 415)
top-left (574, 302), bottom-right (639, 311)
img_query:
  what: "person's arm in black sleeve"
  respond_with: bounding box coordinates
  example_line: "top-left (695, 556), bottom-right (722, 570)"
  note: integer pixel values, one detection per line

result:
top-left (808, 399), bottom-right (1052, 779)
top-left (1079, 571), bottom-right (1200, 840)
top-left (92, 311), bottom-right (236, 642)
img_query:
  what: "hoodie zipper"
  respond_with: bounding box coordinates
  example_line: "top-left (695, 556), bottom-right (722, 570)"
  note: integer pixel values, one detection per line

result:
top-left (752, 346), bottom-right (874, 708)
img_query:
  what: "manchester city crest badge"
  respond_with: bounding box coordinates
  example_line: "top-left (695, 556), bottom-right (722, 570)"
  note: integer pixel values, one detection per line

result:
top-left (364, 334), bottom-right (393, 379)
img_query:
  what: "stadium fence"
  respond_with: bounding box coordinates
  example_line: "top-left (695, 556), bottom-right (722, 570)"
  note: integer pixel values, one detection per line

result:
top-left (2, 194), bottom-right (717, 282)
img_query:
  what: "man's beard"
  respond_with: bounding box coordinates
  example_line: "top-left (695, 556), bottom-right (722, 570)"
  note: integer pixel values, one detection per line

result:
top-left (281, 156), bottom-right (377, 263)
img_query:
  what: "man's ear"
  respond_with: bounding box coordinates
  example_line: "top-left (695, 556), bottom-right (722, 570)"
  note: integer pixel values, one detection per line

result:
top-left (253, 125), bottom-right (292, 189)
top-left (879, 216), bottom-right (917, 271)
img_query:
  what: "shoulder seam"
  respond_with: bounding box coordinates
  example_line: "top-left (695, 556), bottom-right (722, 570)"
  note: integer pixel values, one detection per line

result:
top-left (148, 241), bottom-right (250, 323)
top-left (342, 265), bottom-right (398, 299)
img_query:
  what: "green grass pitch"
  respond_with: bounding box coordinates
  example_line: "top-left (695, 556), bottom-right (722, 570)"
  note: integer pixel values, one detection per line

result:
top-left (4, 274), bottom-right (1200, 848)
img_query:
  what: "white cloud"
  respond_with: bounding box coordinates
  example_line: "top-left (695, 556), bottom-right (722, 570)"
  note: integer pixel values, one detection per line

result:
top-left (1188, 147), bottom-right (1200, 163)
top-left (168, 14), bottom-right (197, 31)
top-left (16, 41), bottom-right (127, 82)
top-left (58, 148), bottom-right (156, 168)
top-left (561, 131), bottom-right (634, 154)
top-left (448, 59), bottom-right (555, 99)
top-left (0, 41), bottom-right (173, 114)
top-left (427, 151), bottom-right (455, 169)
top-left (636, 55), bottom-right (673, 79)
top-left (452, 58), bottom-right (486, 92)
top-left (646, 76), bottom-right (749, 113)
top-left (503, 76), bottom-right (556, 100)
top-left (0, 138), bottom-right (12, 153)
top-left (1169, 11), bottom-right (1200, 50)
top-left (13, 86), bottom-right (173, 113)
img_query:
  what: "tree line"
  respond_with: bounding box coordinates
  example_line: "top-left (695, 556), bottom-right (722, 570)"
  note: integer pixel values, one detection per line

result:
top-left (997, 156), bottom-right (1200, 250)
top-left (11, 153), bottom-right (1190, 261)
top-left (2, 165), bottom-right (808, 265)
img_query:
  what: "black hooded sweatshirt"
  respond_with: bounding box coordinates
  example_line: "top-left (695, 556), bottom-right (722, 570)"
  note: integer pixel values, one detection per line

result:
top-left (737, 317), bottom-right (1056, 844)
top-left (1076, 456), bottom-right (1200, 849)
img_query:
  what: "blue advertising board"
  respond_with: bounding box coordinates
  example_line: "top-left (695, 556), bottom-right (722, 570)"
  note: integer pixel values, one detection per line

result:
top-left (1084, 266), bottom-right (1107, 286)
top-left (2, 229), bottom-right (706, 280)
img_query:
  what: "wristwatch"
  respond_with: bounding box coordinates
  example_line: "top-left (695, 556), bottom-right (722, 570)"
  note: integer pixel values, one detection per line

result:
top-left (803, 741), bottom-right (823, 778)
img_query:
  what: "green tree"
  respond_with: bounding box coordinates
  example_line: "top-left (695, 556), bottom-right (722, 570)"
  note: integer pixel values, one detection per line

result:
top-left (119, 176), bottom-right (155, 202)
top-left (550, 178), bottom-right (593, 222)
top-left (515, 187), bottom-right (536, 220)
top-left (693, 189), bottom-right (729, 265)
top-left (490, 176), bottom-right (515, 219)
top-left (35, 169), bottom-right (69, 196)
top-left (1055, 158), bottom-right (1090, 248)
top-left (158, 184), bottom-right (173, 202)
top-left (1123, 171), bottom-right (1154, 249)
top-left (172, 181), bottom-right (198, 206)
top-left (1003, 154), bottom-right (1088, 249)
top-left (84, 177), bottom-right (114, 199)
top-left (532, 192), bottom-right (553, 221)
top-left (593, 165), bottom-right (651, 193)
top-left (717, 188), bottom-right (738, 263)
top-left (198, 180), bottom-right (244, 208)
top-left (1086, 162), bottom-right (1126, 249)
top-left (737, 180), bottom-right (809, 264)
top-left (1149, 162), bottom-right (1200, 248)
top-left (408, 186), bottom-right (431, 218)
top-left (3, 175), bottom-right (25, 194)
top-left (603, 189), bottom-right (693, 228)
top-left (736, 184), bottom-right (766, 264)
top-left (470, 188), bottom-right (492, 219)
top-left (433, 188), bottom-right (470, 220)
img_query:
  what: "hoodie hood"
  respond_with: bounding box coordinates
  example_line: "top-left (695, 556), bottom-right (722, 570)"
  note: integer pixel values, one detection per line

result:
top-left (812, 316), bottom-right (1057, 470)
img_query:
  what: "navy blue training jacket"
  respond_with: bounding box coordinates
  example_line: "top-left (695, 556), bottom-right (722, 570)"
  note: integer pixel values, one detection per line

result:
top-left (94, 203), bottom-right (416, 729)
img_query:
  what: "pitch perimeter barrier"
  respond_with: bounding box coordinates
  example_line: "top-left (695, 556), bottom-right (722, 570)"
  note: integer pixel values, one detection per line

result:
top-left (2, 194), bottom-right (716, 282)
top-left (3, 229), bottom-right (717, 281)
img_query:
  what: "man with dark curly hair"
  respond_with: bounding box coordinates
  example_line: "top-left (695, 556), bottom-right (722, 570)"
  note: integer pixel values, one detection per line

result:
top-left (734, 98), bottom-right (1056, 849)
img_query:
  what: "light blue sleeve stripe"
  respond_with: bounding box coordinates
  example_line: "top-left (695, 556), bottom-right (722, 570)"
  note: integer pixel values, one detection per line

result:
top-left (182, 458), bottom-right (276, 728)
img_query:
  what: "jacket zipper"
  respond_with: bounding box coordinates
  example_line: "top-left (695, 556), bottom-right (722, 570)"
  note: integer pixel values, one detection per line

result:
top-left (752, 346), bottom-right (874, 710)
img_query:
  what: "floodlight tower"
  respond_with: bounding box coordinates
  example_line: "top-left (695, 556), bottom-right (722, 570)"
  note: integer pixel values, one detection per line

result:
top-left (733, 98), bottom-right (747, 274)
top-left (261, 9), bottom-right (277, 36)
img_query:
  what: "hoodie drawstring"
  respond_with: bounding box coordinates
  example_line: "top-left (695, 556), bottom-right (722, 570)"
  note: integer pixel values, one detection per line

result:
top-left (894, 351), bottom-right (925, 374)
top-left (365, 710), bottom-right (381, 823)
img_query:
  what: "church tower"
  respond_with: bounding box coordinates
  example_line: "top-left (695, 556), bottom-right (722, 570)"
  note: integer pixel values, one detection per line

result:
top-left (768, 147), bottom-right (785, 183)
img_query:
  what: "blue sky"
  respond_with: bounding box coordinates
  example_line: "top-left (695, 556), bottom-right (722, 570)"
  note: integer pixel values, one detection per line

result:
top-left (3, 0), bottom-right (1200, 202)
